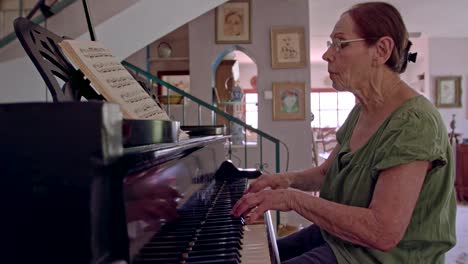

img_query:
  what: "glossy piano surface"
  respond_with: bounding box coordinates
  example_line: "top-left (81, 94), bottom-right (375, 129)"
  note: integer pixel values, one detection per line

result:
top-left (0, 102), bottom-right (279, 264)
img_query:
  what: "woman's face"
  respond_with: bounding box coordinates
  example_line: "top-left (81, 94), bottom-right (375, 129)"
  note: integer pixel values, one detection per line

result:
top-left (322, 13), bottom-right (374, 92)
top-left (225, 13), bottom-right (242, 36)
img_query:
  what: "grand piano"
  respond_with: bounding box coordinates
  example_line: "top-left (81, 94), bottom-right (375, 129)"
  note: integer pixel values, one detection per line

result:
top-left (3, 17), bottom-right (280, 264)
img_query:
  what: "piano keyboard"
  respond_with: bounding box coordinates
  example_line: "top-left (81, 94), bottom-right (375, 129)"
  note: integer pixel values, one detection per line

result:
top-left (132, 178), bottom-right (273, 264)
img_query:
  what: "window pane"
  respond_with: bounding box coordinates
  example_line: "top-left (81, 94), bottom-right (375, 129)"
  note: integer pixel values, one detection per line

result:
top-left (311, 111), bottom-right (319, 127)
top-left (310, 91), bottom-right (355, 129)
top-left (319, 93), bottom-right (337, 110)
top-left (338, 109), bottom-right (352, 127)
top-left (245, 93), bottom-right (258, 129)
top-left (245, 94), bottom-right (258, 112)
top-left (311, 92), bottom-right (320, 112)
top-left (337, 92), bottom-right (355, 109)
top-left (246, 115), bottom-right (258, 129)
top-left (320, 110), bottom-right (337, 128)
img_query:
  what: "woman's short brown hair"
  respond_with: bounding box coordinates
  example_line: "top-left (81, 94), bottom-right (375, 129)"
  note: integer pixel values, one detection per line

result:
top-left (346, 2), bottom-right (411, 73)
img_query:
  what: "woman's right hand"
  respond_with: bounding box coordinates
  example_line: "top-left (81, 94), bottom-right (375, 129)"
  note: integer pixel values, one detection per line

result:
top-left (245, 174), bottom-right (291, 194)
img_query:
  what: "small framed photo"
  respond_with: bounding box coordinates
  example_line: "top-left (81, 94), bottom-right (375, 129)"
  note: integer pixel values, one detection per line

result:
top-left (272, 82), bottom-right (306, 121)
top-left (157, 70), bottom-right (190, 104)
top-left (215, 0), bottom-right (251, 44)
top-left (270, 26), bottom-right (307, 69)
top-left (435, 76), bottom-right (462, 108)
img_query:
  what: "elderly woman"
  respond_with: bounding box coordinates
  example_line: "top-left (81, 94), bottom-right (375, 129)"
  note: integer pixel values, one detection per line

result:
top-left (232, 2), bottom-right (456, 263)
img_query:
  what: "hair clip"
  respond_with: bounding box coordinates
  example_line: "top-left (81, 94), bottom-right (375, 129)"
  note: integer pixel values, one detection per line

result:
top-left (408, 52), bottom-right (417, 63)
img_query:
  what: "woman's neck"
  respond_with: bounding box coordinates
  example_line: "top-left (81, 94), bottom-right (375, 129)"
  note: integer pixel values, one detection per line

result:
top-left (354, 72), bottom-right (415, 115)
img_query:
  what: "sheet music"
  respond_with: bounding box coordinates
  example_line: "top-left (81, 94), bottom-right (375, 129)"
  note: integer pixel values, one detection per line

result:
top-left (58, 40), bottom-right (170, 120)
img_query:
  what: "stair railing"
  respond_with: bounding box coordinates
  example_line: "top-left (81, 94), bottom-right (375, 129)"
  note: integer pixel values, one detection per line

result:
top-left (122, 61), bottom-right (282, 174)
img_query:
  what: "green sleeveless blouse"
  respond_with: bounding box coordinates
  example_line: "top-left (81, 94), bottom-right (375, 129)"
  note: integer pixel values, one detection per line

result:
top-left (319, 96), bottom-right (456, 264)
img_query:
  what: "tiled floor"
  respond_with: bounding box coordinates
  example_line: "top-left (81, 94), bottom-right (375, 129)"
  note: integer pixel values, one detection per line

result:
top-left (446, 202), bottom-right (468, 264)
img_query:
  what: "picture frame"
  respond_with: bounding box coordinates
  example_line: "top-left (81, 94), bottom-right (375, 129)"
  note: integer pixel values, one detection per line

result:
top-left (435, 76), bottom-right (462, 108)
top-left (272, 82), bottom-right (306, 121)
top-left (270, 26), bottom-right (307, 69)
top-left (157, 70), bottom-right (190, 104)
top-left (215, 0), bottom-right (251, 44)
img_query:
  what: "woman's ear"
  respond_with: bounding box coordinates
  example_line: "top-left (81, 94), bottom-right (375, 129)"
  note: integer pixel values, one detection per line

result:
top-left (373, 36), bottom-right (394, 65)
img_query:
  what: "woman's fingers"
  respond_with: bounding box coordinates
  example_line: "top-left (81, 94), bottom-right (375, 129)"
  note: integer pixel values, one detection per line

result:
top-left (244, 175), bottom-right (274, 194)
top-left (232, 189), bottom-right (294, 221)
top-left (232, 192), bottom-right (264, 217)
top-left (245, 204), bottom-right (267, 224)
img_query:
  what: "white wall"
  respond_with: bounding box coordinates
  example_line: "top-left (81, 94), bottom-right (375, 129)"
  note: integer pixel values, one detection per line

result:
top-left (189, 0), bottom-right (312, 173)
top-left (428, 38), bottom-right (468, 138)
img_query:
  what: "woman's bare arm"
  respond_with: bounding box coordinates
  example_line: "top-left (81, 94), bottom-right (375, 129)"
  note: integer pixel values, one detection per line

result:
top-left (289, 160), bottom-right (429, 251)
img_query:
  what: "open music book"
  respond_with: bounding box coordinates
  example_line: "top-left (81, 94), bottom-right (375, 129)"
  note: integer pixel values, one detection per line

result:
top-left (59, 39), bottom-right (169, 120)
top-left (58, 39), bottom-right (189, 139)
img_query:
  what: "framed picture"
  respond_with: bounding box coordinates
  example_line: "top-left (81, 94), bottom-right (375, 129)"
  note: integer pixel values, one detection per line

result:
top-left (435, 76), bottom-right (462, 108)
top-left (270, 26), bottom-right (307, 69)
top-left (272, 82), bottom-right (306, 120)
top-left (157, 70), bottom-right (190, 104)
top-left (215, 0), bottom-right (251, 44)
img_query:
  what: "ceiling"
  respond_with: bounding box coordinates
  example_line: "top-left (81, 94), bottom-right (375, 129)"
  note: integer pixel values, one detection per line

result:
top-left (236, 0), bottom-right (468, 64)
top-left (309, 0), bottom-right (468, 38)
top-left (308, 0), bottom-right (468, 63)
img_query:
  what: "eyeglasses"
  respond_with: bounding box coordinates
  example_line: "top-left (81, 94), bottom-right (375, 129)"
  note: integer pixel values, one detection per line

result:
top-left (326, 38), bottom-right (366, 52)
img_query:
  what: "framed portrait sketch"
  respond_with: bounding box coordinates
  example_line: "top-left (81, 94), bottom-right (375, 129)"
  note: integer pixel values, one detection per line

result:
top-left (215, 0), bottom-right (251, 44)
top-left (157, 70), bottom-right (190, 104)
top-left (270, 26), bottom-right (307, 69)
top-left (272, 82), bottom-right (306, 121)
top-left (435, 76), bottom-right (462, 108)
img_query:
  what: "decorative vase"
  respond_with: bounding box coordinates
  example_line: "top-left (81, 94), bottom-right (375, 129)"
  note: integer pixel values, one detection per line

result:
top-left (157, 42), bottom-right (172, 58)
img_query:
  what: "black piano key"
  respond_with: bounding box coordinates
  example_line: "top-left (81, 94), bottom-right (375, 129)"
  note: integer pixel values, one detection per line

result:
top-left (151, 234), bottom-right (194, 241)
top-left (140, 244), bottom-right (188, 253)
top-left (184, 252), bottom-right (240, 263)
top-left (183, 260), bottom-right (239, 264)
top-left (193, 237), bottom-right (242, 246)
top-left (134, 256), bottom-right (182, 263)
top-left (197, 216), bottom-right (235, 222)
top-left (196, 231), bottom-right (242, 240)
top-left (197, 227), bottom-right (243, 235)
top-left (191, 241), bottom-right (242, 251)
top-left (188, 247), bottom-right (240, 258)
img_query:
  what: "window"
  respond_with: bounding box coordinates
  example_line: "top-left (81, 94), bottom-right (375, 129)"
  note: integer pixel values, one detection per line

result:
top-left (244, 90), bottom-right (258, 144)
top-left (311, 88), bottom-right (355, 128)
top-left (244, 93), bottom-right (258, 128)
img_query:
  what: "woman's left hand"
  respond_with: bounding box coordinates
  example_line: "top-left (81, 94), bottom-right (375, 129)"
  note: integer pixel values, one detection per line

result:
top-left (231, 189), bottom-right (294, 224)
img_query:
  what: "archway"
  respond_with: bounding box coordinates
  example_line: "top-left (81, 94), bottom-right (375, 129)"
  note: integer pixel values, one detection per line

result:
top-left (211, 46), bottom-right (258, 145)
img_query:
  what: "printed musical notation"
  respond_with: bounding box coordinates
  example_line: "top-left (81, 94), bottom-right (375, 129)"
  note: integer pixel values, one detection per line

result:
top-left (135, 103), bottom-right (168, 119)
top-left (59, 39), bottom-right (171, 121)
top-left (106, 76), bottom-right (135, 89)
top-left (93, 61), bottom-right (126, 73)
top-left (120, 89), bottom-right (149, 104)
top-left (79, 47), bottom-right (113, 59)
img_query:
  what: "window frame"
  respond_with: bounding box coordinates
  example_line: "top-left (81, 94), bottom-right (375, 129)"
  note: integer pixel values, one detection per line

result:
top-left (310, 87), bottom-right (356, 129)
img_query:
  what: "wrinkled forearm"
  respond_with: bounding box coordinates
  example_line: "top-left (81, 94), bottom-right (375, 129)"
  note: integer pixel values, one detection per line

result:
top-left (288, 190), bottom-right (400, 251)
top-left (286, 166), bottom-right (327, 191)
